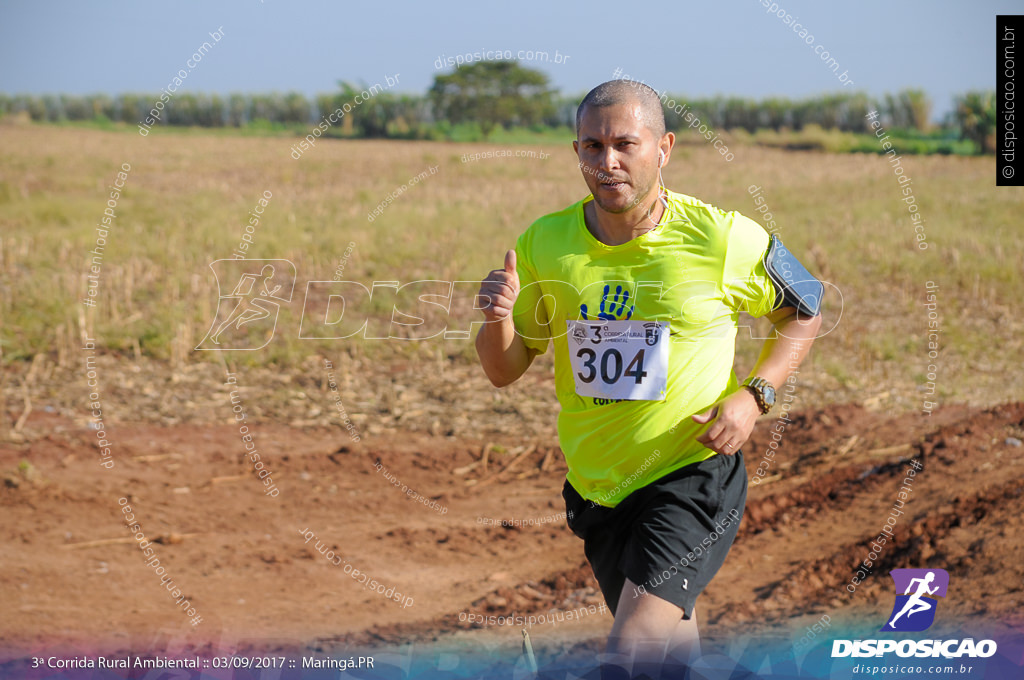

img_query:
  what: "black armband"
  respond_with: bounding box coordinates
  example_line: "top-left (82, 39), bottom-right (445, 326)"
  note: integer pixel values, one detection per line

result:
top-left (764, 234), bottom-right (823, 317)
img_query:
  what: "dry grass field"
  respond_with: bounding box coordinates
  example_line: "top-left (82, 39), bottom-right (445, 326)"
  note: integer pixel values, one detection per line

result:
top-left (1, 124), bottom-right (1020, 418)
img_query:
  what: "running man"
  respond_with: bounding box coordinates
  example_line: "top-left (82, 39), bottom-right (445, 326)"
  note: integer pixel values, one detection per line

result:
top-left (889, 571), bottom-right (939, 628)
top-left (475, 80), bottom-right (824, 674)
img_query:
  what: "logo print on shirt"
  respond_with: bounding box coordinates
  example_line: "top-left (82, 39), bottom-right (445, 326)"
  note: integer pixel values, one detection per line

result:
top-left (580, 284), bottom-right (634, 321)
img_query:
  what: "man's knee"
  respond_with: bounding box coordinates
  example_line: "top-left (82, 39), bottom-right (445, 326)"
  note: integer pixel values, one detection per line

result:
top-left (606, 634), bottom-right (669, 662)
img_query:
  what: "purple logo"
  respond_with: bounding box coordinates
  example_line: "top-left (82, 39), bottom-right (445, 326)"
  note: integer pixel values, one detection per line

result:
top-left (880, 568), bottom-right (949, 632)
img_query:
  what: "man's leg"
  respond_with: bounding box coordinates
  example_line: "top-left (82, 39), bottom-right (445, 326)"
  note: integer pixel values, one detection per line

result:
top-left (665, 607), bottom-right (701, 672)
top-left (602, 577), bottom-right (700, 677)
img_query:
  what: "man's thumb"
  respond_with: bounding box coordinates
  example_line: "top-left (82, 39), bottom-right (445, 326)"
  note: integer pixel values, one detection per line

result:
top-left (691, 407), bottom-right (717, 424)
top-left (504, 249), bottom-right (517, 275)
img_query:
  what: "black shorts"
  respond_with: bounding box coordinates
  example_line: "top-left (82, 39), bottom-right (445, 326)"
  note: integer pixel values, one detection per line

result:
top-left (563, 450), bottom-right (747, 618)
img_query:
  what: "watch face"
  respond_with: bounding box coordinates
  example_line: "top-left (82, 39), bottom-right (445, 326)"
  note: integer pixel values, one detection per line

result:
top-left (763, 384), bottom-right (776, 407)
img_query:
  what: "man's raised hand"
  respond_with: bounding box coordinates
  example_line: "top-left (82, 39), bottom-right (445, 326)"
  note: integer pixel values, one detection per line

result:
top-left (477, 249), bottom-right (520, 322)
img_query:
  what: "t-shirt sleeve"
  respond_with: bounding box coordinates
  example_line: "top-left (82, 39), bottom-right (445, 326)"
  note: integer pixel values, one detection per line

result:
top-left (511, 233), bottom-right (552, 356)
top-left (721, 212), bottom-right (777, 318)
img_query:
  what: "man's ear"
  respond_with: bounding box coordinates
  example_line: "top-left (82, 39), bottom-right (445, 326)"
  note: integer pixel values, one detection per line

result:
top-left (661, 132), bottom-right (676, 157)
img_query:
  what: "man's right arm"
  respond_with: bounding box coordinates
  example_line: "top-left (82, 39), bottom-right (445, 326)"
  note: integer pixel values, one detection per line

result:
top-left (474, 249), bottom-right (536, 387)
top-left (475, 316), bottom-right (536, 387)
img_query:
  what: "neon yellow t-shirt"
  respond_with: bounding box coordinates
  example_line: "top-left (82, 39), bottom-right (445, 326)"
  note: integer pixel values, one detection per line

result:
top-left (512, 189), bottom-right (777, 507)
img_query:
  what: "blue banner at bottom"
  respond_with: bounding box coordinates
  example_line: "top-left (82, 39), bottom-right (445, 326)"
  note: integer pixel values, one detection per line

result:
top-left (2, 627), bottom-right (1022, 680)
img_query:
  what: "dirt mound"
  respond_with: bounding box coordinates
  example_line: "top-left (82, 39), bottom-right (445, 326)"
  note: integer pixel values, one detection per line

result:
top-left (1, 401), bottom-right (1022, 660)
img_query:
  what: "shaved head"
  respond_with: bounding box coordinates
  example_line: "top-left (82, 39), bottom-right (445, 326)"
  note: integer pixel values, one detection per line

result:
top-left (576, 80), bottom-right (666, 139)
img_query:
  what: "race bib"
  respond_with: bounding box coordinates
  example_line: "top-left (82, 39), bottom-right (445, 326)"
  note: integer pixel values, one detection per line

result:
top-left (566, 320), bottom-right (669, 401)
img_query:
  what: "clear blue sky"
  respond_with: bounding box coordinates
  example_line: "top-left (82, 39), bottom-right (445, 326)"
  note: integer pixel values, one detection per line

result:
top-left (0, 0), bottom-right (1013, 121)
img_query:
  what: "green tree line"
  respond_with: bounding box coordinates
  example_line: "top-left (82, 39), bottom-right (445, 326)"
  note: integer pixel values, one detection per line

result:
top-left (0, 62), bottom-right (997, 153)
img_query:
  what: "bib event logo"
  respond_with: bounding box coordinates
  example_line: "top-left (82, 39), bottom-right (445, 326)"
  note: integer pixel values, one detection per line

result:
top-left (196, 259), bottom-right (296, 351)
top-left (881, 568), bottom-right (948, 632)
top-left (643, 322), bottom-right (661, 346)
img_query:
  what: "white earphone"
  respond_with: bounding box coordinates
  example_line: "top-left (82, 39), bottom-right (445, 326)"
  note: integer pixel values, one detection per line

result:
top-left (649, 149), bottom-right (669, 215)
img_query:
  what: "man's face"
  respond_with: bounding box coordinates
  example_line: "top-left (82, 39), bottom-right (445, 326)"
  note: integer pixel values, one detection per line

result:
top-left (574, 102), bottom-right (662, 215)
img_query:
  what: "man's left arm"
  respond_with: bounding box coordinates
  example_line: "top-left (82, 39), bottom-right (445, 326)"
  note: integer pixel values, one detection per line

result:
top-left (694, 307), bottom-right (820, 454)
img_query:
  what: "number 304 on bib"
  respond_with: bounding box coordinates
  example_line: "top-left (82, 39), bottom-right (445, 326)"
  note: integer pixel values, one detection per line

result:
top-left (566, 320), bottom-right (669, 401)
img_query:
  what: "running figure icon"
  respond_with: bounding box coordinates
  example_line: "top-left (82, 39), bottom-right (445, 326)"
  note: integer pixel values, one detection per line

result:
top-left (196, 258), bottom-right (296, 352)
top-left (211, 264), bottom-right (282, 345)
top-left (888, 571), bottom-right (939, 628)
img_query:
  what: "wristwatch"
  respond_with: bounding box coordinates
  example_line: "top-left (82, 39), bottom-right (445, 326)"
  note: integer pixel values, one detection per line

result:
top-left (742, 376), bottom-right (776, 414)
